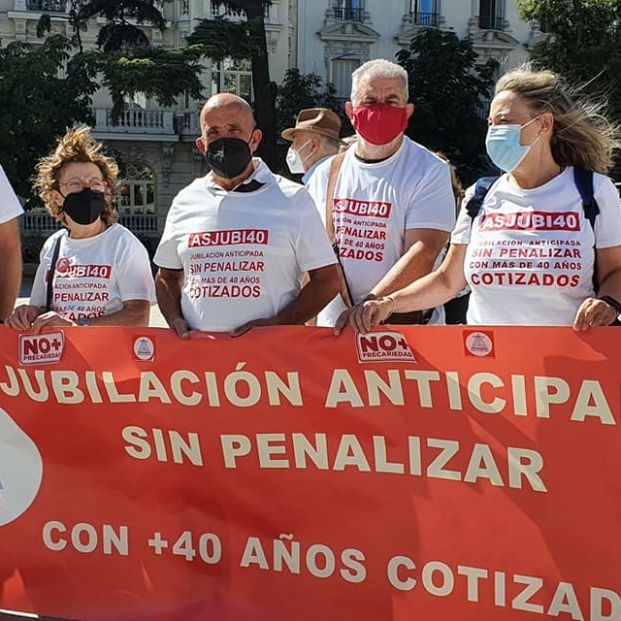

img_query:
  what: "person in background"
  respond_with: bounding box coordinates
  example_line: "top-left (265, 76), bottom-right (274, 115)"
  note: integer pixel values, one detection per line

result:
top-left (0, 164), bottom-right (23, 318)
top-left (282, 108), bottom-right (342, 184)
top-left (6, 126), bottom-right (155, 332)
top-left (154, 93), bottom-right (340, 337)
top-left (307, 58), bottom-right (456, 328)
top-left (339, 66), bottom-right (621, 333)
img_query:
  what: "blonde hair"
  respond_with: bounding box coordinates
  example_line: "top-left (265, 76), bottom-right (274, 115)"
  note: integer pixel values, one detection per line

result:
top-left (495, 66), bottom-right (620, 173)
top-left (35, 126), bottom-right (119, 224)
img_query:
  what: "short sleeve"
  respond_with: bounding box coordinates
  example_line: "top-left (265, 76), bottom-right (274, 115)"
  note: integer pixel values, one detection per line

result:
top-left (404, 160), bottom-right (456, 232)
top-left (294, 188), bottom-right (337, 272)
top-left (154, 203), bottom-right (183, 269)
top-left (29, 235), bottom-right (58, 308)
top-left (305, 157), bottom-right (333, 225)
top-left (116, 239), bottom-right (156, 303)
top-left (451, 183), bottom-right (476, 245)
top-left (0, 165), bottom-right (23, 225)
top-left (593, 175), bottom-right (621, 249)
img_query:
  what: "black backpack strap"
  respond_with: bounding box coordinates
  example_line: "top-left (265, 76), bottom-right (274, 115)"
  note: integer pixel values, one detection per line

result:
top-left (45, 234), bottom-right (63, 312)
top-left (573, 167), bottom-right (599, 231)
top-left (465, 176), bottom-right (499, 220)
top-left (573, 168), bottom-right (601, 291)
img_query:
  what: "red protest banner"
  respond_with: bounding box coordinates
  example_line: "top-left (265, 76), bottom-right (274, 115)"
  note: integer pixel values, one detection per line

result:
top-left (0, 325), bottom-right (619, 621)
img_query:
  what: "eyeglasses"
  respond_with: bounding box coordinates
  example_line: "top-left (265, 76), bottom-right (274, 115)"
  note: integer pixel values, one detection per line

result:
top-left (59, 178), bottom-right (106, 194)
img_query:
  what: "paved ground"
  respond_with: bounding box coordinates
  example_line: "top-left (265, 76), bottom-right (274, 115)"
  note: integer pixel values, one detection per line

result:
top-left (17, 276), bottom-right (168, 328)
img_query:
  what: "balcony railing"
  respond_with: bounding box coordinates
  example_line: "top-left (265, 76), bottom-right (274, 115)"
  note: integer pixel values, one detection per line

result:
top-left (332, 7), bottom-right (365, 22)
top-left (177, 111), bottom-right (200, 135)
top-left (478, 14), bottom-right (505, 30)
top-left (410, 11), bottom-right (439, 27)
top-left (93, 108), bottom-right (176, 136)
top-left (26, 0), bottom-right (66, 11)
top-left (21, 210), bottom-right (61, 235)
top-left (22, 210), bottom-right (162, 235)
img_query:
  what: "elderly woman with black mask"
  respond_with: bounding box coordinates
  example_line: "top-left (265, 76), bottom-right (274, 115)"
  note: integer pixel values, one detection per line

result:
top-left (6, 126), bottom-right (155, 332)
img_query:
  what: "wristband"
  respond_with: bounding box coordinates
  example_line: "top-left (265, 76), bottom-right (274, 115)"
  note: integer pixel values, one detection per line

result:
top-left (385, 295), bottom-right (397, 316)
top-left (598, 295), bottom-right (621, 316)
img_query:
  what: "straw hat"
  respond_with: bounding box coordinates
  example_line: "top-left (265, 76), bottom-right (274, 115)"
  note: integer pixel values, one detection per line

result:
top-left (281, 108), bottom-right (343, 142)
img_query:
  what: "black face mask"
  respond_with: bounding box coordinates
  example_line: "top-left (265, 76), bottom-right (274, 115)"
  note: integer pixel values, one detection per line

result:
top-left (205, 136), bottom-right (253, 179)
top-left (62, 188), bottom-right (105, 225)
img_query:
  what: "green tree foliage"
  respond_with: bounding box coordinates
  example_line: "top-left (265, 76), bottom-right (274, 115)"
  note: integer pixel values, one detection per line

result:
top-left (518, 0), bottom-right (621, 119)
top-left (397, 28), bottom-right (497, 184)
top-left (2, 0), bottom-right (203, 202)
top-left (77, 0), bottom-right (167, 52)
top-left (187, 16), bottom-right (250, 62)
top-left (0, 35), bottom-right (96, 202)
top-left (85, 46), bottom-right (203, 120)
top-left (36, 0), bottom-right (203, 120)
top-left (189, 1), bottom-right (278, 167)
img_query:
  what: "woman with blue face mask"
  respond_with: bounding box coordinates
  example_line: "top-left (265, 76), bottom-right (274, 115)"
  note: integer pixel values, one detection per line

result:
top-left (335, 65), bottom-right (621, 334)
top-left (6, 126), bottom-right (155, 332)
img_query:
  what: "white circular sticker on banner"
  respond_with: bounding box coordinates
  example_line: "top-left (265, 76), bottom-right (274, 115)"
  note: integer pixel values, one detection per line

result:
top-left (465, 332), bottom-right (494, 357)
top-left (134, 336), bottom-right (155, 361)
top-left (0, 407), bottom-right (43, 527)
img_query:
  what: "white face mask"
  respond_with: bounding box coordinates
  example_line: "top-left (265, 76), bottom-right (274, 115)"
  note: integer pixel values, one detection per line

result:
top-left (286, 140), bottom-right (313, 175)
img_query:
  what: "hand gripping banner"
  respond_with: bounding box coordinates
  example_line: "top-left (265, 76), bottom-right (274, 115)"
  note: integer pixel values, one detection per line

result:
top-left (0, 325), bottom-right (620, 621)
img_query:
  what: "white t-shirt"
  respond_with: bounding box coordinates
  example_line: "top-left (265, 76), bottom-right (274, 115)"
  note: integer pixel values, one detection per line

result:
top-left (451, 167), bottom-right (621, 325)
top-left (307, 137), bottom-right (456, 326)
top-left (154, 159), bottom-right (337, 332)
top-left (0, 164), bottom-right (24, 224)
top-left (302, 155), bottom-right (331, 187)
top-left (30, 224), bottom-right (156, 322)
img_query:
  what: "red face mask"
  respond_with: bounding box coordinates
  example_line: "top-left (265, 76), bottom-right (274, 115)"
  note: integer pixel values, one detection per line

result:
top-left (352, 103), bottom-right (409, 146)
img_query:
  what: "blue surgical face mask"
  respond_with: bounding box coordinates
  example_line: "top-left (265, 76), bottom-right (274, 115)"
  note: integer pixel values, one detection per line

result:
top-left (485, 115), bottom-right (542, 173)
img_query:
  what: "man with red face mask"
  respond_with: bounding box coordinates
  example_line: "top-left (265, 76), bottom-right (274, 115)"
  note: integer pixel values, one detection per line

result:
top-left (306, 59), bottom-right (456, 329)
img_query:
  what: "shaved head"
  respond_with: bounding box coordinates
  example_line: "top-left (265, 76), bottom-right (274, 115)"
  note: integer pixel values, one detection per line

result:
top-left (196, 92), bottom-right (262, 162)
top-left (200, 93), bottom-right (255, 130)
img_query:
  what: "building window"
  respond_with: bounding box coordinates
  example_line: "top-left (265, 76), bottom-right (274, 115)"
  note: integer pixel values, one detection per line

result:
top-left (124, 92), bottom-right (147, 110)
top-left (211, 58), bottom-right (253, 102)
top-left (479, 0), bottom-right (504, 30)
top-left (410, 0), bottom-right (439, 26)
top-left (333, 0), bottom-right (364, 22)
top-left (118, 163), bottom-right (156, 215)
top-left (330, 57), bottom-right (361, 100)
top-left (26, 0), bottom-right (66, 11)
top-left (209, 1), bottom-right (234, 16)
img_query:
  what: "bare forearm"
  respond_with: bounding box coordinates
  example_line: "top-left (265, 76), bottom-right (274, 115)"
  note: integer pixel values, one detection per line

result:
top-left (598, 268), bottom-right (621, 301)
top-left (274, 266), bottom-right (340, 325)
top-left (0, 234), bottom-right (21, 317)
top-left (89, 303), bottom-right (150, 327)
top-left (386, 244), bottom-right (468, 313)
top-left (390, 270), bottom-right (457, 313)
top-left (155, 272), bottom-right (184, 326)
top-left (370, 232), bottom-right (448, 297)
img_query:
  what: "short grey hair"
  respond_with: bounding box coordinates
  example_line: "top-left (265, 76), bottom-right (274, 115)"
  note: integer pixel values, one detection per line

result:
top-left (350, 59), bottom-right (409, 103)
top-left (316, 133), bottom-right (341, 155)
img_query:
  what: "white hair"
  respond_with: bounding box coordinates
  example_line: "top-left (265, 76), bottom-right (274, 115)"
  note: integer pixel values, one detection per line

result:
top-left (350, 59), bottom-right (409, 103)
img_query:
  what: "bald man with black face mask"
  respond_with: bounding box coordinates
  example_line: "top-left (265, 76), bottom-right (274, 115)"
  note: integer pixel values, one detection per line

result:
top-left (154, 93), bottom-right (340, 338)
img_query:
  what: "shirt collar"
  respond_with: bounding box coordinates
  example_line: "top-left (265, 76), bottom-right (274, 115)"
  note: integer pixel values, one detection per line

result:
top-left (205, 158), bottom-right (271, 193)
top-left (302, 155), bottom-right (332, 184)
